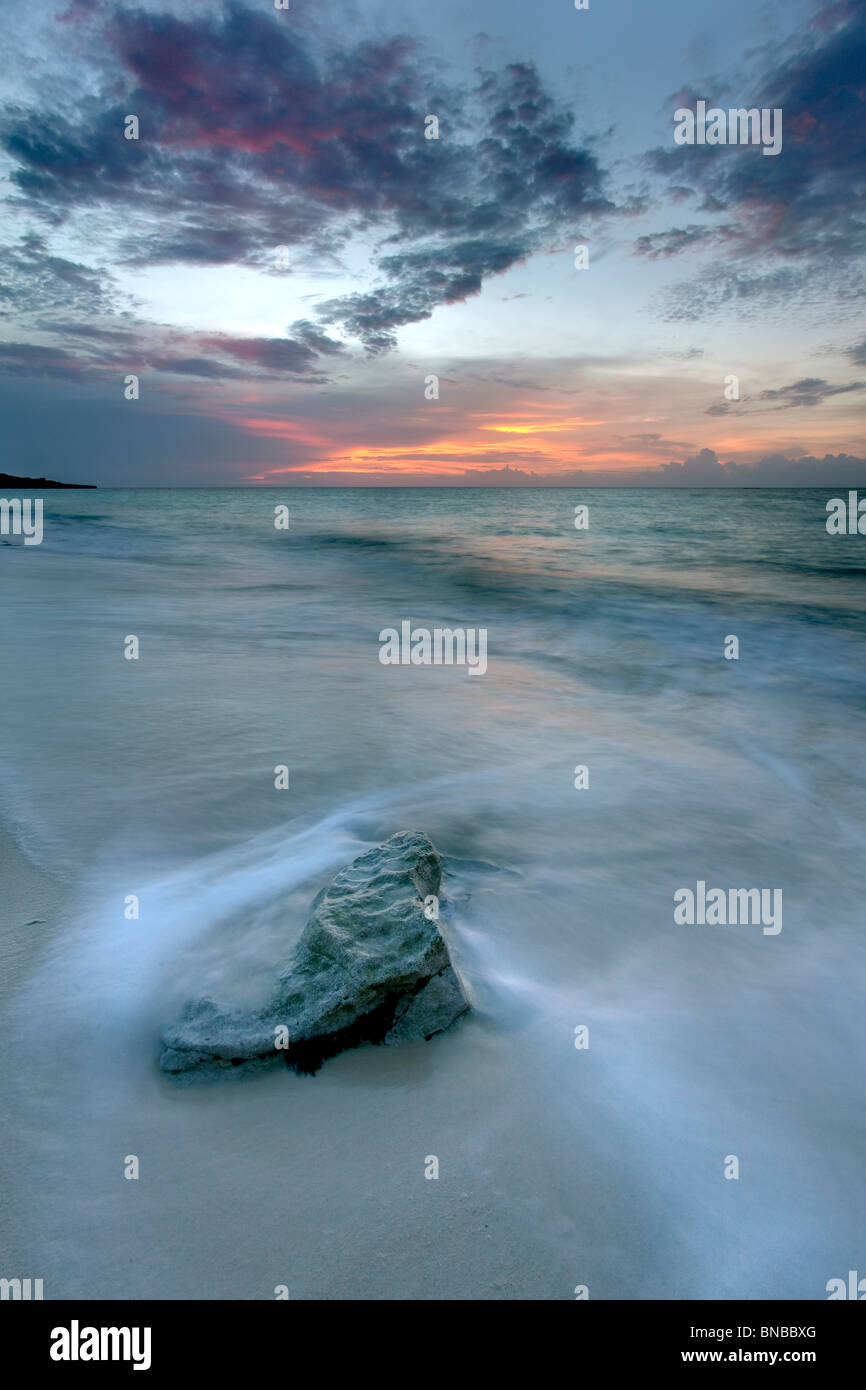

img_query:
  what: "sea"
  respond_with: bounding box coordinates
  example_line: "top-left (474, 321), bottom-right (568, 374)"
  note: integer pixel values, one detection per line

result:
top-left (0, 486), bottom-right (864, 1299)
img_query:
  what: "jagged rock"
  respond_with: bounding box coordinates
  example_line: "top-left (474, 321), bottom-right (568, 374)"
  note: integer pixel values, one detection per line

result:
top-left (160, 831), bottom-right (469, 1076)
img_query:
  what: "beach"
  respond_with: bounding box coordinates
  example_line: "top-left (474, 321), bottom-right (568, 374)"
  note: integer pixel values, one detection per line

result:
top-left (1, 486), bottom-right (864, 1299)
top-left (0, 827), bottom-right (68, 1284)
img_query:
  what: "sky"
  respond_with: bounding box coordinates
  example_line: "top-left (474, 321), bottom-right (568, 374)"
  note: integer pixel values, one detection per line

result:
top-left (0, 0), bottom-right (864, 485)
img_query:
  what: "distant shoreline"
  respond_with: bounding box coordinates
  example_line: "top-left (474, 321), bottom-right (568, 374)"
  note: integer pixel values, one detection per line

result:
top-left (0, 474), bottom-right (96, 489)
top-left (0, 482), bottom-right (850, 491)
top-left (0, 478), bottom-right (857, 490)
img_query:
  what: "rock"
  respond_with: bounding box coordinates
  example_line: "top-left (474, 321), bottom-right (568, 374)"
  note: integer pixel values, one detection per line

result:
top-left (160, 831), bottom-right (469, 1076)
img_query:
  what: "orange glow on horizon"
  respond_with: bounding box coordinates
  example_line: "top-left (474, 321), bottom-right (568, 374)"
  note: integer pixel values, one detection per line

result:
top-left (480, 419), bottom-right (605, 434)
top-left (232, 395), bottom-right (862, 480)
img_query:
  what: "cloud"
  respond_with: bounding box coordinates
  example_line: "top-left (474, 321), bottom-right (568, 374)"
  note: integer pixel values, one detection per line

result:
top-left (289, 320), bottom-right (346, 356)
top-left (311, 239), bottom-right (531, 352)
top-left (655, 259), bottom-right (866, 323)
top-left (618, 432), bottom-right (697, 453)
top-left (651, 448), bottom-right (866, 486)
top-left (757, 376), bottom-right (866, 407)
top-left (0, 7), bottom-right (618, 352)
top-left (262, 448), bottom-right (866, 487)
top-left (707, 375), bottom-right (866, 414)
top-left (641, 0), bottom-right (866, 313)
top-left (194, 334), bottom-right (323, 375)
top-left (445, 449), bottom-right (866, 486)
top-left (653, 2), bottom-right (866, 257)
top-left (0, 340), bottom-right (92, 378)
top-left (633, 225), bottom-right (733, 259)
top-left (0, 233), bottom-right (127, 319)
top-left (0, 325), bottom-right (338, 383)
top-left (299, 54), bottom-right (618, 350)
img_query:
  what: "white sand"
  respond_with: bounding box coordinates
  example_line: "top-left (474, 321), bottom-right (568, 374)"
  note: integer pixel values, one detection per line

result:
top-left (0, 825), bottom-right (68, 1005)
top-left (0, 827), bottom-right (69, 1282)
top-left (0, 831), bottom-right (641, 1300)
top-left (2, 822), bottom-right (862, 1300)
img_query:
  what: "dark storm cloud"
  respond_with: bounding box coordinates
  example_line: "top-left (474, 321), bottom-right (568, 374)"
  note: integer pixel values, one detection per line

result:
top-left (1, 5), bottom-right (616, 352)
top-left (640, 1), bottom-right (866, 314)
top-left (649, 2), bottom-right (866, 258)
top-left (312, 239), bottom-right (529, 352)
top-left (308, 60), bottom-right (615, 350)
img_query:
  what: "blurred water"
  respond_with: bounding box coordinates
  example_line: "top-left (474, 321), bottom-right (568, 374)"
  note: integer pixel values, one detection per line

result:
top-left (0, 487), bottom-right (864, 1298)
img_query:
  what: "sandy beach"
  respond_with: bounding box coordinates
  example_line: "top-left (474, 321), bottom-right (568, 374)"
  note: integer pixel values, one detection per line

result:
top-left (0, 827), bottom-right (69, 1285)
top-left (0, 820), bottom-right (638, 1300)
top-left (1, 487), bottom-right (864, 1300)
top-left (0, 826), bottom-right (68, 1006)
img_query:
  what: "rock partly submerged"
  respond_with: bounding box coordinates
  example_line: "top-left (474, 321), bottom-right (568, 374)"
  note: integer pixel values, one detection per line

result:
top-left (160, 831), bottom-right (469, 1078)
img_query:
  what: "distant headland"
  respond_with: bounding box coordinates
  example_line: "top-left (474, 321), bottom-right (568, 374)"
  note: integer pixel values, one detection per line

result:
top-left (0, 474), bottom-right (95, 489)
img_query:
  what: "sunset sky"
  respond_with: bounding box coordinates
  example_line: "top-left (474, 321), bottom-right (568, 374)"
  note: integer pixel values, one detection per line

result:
top-left (1, 0), bottom-right (864, 485)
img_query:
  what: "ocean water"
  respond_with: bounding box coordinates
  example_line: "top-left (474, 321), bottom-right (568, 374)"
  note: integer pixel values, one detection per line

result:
top-left (1, 486), bottom-right (864, 1299)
